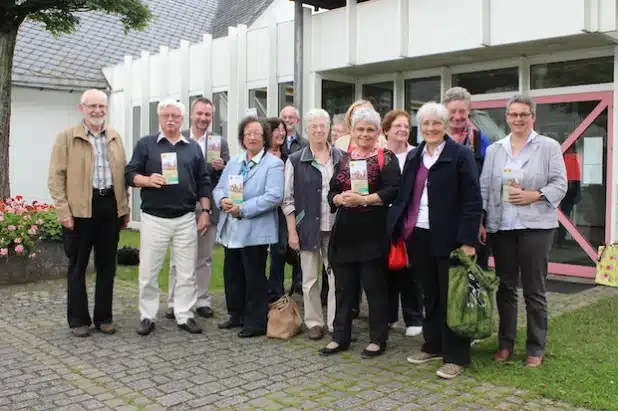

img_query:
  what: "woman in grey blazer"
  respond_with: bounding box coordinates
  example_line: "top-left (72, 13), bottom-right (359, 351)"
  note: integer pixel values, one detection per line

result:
top-left (480, 94), bottom-right (567, 368)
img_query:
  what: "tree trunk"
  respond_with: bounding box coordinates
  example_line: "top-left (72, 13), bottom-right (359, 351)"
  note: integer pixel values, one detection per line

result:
top-left (0, 26), bottom-right (19, 201)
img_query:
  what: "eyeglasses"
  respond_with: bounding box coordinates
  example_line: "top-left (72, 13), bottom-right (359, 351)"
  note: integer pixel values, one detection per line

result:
top-left (160, 113), bottom-right (182, 120)
top-left (84, 104), bottom-right (107, 110)
top-left (507, 112), bottom-right (532, 119)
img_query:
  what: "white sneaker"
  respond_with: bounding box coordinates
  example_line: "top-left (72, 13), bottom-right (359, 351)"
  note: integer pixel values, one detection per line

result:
top-left (405, 326), bottom-right (422, 337)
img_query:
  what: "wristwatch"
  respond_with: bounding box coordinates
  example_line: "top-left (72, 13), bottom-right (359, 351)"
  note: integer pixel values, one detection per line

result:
top-left (537, 190), bottom-right (547, 202)
top-left (201, 208), bottom-right (212, 215)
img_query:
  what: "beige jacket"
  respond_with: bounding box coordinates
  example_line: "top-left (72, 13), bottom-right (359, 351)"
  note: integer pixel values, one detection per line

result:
top-left (48, 123), bottom-right (130, 221)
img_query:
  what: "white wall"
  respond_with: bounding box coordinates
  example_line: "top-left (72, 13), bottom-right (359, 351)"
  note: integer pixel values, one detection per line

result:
top-left (9, 87), bottom-right (83, 203)
top-left (250, 0), bottom-right (296, 28)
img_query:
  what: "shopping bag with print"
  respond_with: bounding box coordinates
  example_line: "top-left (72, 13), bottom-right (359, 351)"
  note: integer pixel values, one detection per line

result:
top-left (595, 244), bottom-right (618, 287)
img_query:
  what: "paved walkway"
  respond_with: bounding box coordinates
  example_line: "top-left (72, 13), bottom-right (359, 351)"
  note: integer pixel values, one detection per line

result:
top-left (1, 278), bottom-right (616, 411)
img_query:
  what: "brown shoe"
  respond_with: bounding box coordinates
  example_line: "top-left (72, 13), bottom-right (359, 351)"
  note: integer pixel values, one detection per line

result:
top-left (71, 326), bottom-right (91, 338)
top-left (525, 355), bottom-right (543, 368)
top-left (96, 323), bottom-right (117, 335)
top-left (307, 326), bottom-right (324, 340)
top-left (493, 348), bottom-right (513, 362)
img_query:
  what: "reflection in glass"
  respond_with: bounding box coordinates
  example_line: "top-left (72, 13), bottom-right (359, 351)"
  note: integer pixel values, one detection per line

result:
top-left (249, 88), bottom-right (268, 118)
top-left (278, 82), bottom-right (294, 113)
top-left (189, 94), bottom-right (203, 127)
top-left (362, 82), bottom-right (394, 119)
top-left (322, 80), bottom-right (355, 118)
top-left (404, 77), bottom-right (441, 144)
top-left (535, 103), bottom-right (607, 267)
top-left (149, 101), bottom-right (159, 134)
top-left (469, 108), bottom-right (509, 143)
top-left (530, 56), bottom-right (613, 89)
top-left (212, 91), bottom-right (228, 136)
top-left (452, 67), bottom-right (518, 94)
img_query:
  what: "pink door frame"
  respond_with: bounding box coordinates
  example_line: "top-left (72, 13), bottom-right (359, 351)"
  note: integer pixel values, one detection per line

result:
top-left (473, 91), bottom-right (614, 279)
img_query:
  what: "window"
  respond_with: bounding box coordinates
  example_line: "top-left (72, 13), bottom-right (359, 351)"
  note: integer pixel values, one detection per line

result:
top-left (452, 67), bottom-right (518, 94)
top-left (132, 106), bottom-right (142, 222)
top-left (248, 88), bottom-right (268, 118)
top-left (404, 77), bottom-right (441, 144)
top-left (322, 80), bottom-right (355, 119)
top-left (278, 82), bottom-right (294, 113)
top-left (530, 56), bottom-right (613, 89)
top-left (212, 91), bottom-right (228, 136)
top-left (362, 82), bottom-right (394, 119)
top-left (149, 101), bottom-right (159, 134)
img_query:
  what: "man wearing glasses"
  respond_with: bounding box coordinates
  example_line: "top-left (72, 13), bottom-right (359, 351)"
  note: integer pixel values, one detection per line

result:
top-left (126, 99), bottom-right (212, 336)
top-left (48, 89), bottom-right (130, 338)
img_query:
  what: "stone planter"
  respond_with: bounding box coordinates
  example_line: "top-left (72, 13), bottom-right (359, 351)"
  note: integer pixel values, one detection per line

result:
top-left (0, 240), bottom-right (92, 285)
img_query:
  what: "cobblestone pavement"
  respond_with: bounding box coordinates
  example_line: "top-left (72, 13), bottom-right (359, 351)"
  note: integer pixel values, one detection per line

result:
top-left (1, 278), bottom-right (617, 411)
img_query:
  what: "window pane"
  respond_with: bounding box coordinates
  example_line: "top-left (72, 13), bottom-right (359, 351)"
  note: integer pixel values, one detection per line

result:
top-left (213, 91), bottom-right (228, 136)
top-left (530, 56), bottom-right (613, 89)
top-left (248, 88), bottom-right (268, 118)
top-left (278, 82), bottom-right (294, 113)
top-left (322, 80), bottom-right (355, 118)
top-left (404, 77), bottom-right (441, 144)
top-left (362, 82), bottom-right (393, 119)
top-left (149, 101), bottom-right (159, 134)
top-left (132, 106), bottom-right (142, 222)
top-left (452, 68), bottom-right (518, 94)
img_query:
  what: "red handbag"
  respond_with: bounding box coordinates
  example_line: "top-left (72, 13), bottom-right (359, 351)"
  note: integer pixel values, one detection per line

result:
top-left (388, 238), bottom-right (408, 270)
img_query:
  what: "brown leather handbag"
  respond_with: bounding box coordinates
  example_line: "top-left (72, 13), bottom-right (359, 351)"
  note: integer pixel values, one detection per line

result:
top-left (267, 293), bottom-right (302, 340)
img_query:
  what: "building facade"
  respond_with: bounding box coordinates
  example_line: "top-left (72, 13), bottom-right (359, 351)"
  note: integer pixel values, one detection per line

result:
top-left (104, 0), bottom-right (618, 279)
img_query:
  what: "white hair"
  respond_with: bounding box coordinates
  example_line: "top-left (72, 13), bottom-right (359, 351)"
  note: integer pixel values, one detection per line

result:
top-left (351, 107), bottom-right (381, 130)
top-left (443, 86), bottom-right (472, 107)
top-left (332, 113), bottom-right (345, 125)
top-left (80, 89), bottom-right (107, 104)
top-left (507, 93), bottom-right (537, 115)
top-left (279, 106), bottom-right (300, 118)
top-left (304, 108), bottom-right (331, 129)
top-left (416, 102), bottom-right (449, 126)
top-left (157, 99), bottom-right (186, 117)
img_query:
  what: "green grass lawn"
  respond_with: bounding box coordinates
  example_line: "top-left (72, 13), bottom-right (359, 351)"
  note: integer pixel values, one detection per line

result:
top-left (469, 295), bottom-right (618, 410)
top-left (117, 230), bottom-right (289, 293)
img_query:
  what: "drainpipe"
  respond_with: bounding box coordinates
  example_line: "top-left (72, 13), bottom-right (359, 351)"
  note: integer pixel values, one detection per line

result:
top-left (294, 0), bottom-right (304, 126)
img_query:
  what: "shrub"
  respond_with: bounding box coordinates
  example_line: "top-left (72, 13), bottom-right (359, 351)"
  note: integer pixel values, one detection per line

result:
top-left (0, 196), bottom-right (61, 259)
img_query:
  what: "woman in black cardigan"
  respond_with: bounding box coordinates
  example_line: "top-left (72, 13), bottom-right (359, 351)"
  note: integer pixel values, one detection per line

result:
top-left (320, 107), bottom-right (400, 358)
top-left (387, 102), bottom-right (482, 379)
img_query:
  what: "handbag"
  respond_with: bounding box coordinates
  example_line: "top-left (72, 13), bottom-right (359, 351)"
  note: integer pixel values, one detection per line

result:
top-left (388, 238), bottom-right (408, 270)
top-left (595, 243), bottom-right (618, 287)
top-left (267, 293), bottom-right (303, 340)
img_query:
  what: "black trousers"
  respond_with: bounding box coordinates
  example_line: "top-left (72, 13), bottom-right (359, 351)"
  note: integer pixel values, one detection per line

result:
top-left (63, 190), bottom-right (120, 328)
top-left (491, 229), bottom-right (553, 357)
top-left (387, 266), bottom-right (423, 326)
top-left (408, 228), bottom-right (471, 365)
top-left (332, 258), bottom-right (388, 346)
top-left (223, 245), bottom-right (269, 332)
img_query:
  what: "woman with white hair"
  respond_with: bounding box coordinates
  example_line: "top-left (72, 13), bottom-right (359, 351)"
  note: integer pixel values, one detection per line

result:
top-left (282, 108), bottom-right (344, 340)
top-left (320, 107), bottom-right (400, 358)
top-left (387, 102), bottom-right (482, 379)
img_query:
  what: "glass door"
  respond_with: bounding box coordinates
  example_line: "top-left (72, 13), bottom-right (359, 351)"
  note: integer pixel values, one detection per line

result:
top-left (473, 92), bottom-right (613, 279)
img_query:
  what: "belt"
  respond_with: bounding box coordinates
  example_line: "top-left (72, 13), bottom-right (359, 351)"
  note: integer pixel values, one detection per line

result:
top-left (93, 187), bottom-right (113, 197)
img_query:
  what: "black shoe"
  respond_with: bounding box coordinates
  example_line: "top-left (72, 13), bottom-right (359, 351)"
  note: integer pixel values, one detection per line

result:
top-left (237, 329), bottom-right (266, 338)
top-left (178, 318), bottom-right (202, 334)
top-left (165, 307), bottom-right (175, 320)
top-left (319, 343), bottom-right (350, 356)
top-left (361, 343), bottom-right (386, 359)
top-left (196, 306), bottom-right (214, 318)
top-left (136, 319), bottom-right (154, 336)
top-left (217, 318), bottom-right (243, 329)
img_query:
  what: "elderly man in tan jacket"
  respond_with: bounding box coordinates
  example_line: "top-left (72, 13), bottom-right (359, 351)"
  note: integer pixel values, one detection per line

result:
top-left (48, 89), bottom-right (130, 338)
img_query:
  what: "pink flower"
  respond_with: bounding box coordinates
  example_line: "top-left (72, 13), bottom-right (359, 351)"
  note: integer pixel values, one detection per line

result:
top-left (31, 225), bottom-right (38, 231)
top-left (0, 248), bottom-right (7, 256)
top-left (0, 214), bottom-right (3, 221)
top-left (7, 225), bottom-right (16, 231)
top-left (29, 252), bottom-right (36, 258)
top-left (14, 245), bottom-right (23, 253)
top-left (27, 229), bottom-right (36, 235)
top-left (14, 238), bottom-right (21, 244)
top-left (36, 219), bottom-right (43, 225)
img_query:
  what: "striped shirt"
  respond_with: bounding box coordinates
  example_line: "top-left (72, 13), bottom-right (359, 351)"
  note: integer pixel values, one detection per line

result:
top-left (86, 125), bottom-right (113, 189)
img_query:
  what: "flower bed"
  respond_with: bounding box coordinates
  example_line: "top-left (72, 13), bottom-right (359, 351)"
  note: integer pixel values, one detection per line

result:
top-left (0, 196), bottom-right (70, 285)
